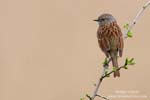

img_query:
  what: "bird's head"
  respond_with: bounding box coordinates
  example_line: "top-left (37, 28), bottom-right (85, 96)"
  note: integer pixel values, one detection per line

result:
top-left (94, 13), bottom-right (116, 26)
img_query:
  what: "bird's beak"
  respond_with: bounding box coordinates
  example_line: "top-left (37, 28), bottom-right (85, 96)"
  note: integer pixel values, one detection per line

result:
top-left (93, 19), bottom-right (99, 22)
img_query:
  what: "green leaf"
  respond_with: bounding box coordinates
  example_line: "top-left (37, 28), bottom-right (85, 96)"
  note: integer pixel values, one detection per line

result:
top-left (124, 66), bottom-right (128, 69)
top-left (130, 62), bottom-right (135, 65)
top-left (127, 31), bottom-right (133, 38)
top-left (129, 58), bottom-right (134, 63)
top-left (113, 67), bottom-right (117, 72)
top-left (80, 98), bottom-right (85, 100)
top-left (128, 58), bottom-right (135, 65)
top-left (105, 70), bottom-right (108, 75)
top-left (105, 71), bottom-right (110, 77)
top-left (106, 74), bottom-right (110, 77)
top-left (123, 23), bottom-right (129, 29)
top-left (124, 58), bottom-right (135, 66)
top-left (125, 58), bottom-right (129, 66)
top-left (103, 58), bottom-right (108, 65)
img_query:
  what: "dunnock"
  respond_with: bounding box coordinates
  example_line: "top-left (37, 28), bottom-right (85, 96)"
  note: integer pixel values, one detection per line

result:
top-left (94, 14), bottom-right (124, 77)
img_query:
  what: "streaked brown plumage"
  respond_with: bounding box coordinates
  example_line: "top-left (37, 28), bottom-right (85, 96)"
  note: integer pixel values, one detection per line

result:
top-left (94, 14), bottom-right (124, 77)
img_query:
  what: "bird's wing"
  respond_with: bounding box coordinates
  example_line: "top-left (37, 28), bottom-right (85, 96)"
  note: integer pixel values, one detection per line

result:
top-left (110, 23), bottom-right (124, 57)
top-left (98, 37), bottom-right (110, 57)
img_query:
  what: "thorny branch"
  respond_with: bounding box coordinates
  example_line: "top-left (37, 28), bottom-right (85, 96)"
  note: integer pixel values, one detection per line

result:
top-left (85, 1), bottom-right (150, 100)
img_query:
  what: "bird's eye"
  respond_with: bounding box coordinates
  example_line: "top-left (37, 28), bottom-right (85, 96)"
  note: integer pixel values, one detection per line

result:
top-left (101, 18), bottom-right (105, 21)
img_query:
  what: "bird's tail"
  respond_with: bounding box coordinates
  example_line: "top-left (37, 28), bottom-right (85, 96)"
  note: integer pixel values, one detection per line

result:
top-left (111, 54), bottom-right (120, 77)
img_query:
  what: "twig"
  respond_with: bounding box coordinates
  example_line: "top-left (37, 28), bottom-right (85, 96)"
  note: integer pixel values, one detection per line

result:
top-left (124, 0), bottom-right (150, 38)
top-left (91, 58), bottom-right (111, 100)
top-left (96, 94), bottom-right (110, 100)
top-left (86, 94), bottom-right (92, 100)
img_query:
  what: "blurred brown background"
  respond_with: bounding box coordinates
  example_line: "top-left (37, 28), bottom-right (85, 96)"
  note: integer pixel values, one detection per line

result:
top-left (0, 0), bottom-right (150, 100)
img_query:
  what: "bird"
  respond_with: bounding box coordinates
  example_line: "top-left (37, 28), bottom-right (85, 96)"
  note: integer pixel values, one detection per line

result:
top-left (94, 13), bottom-right (124, 77)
